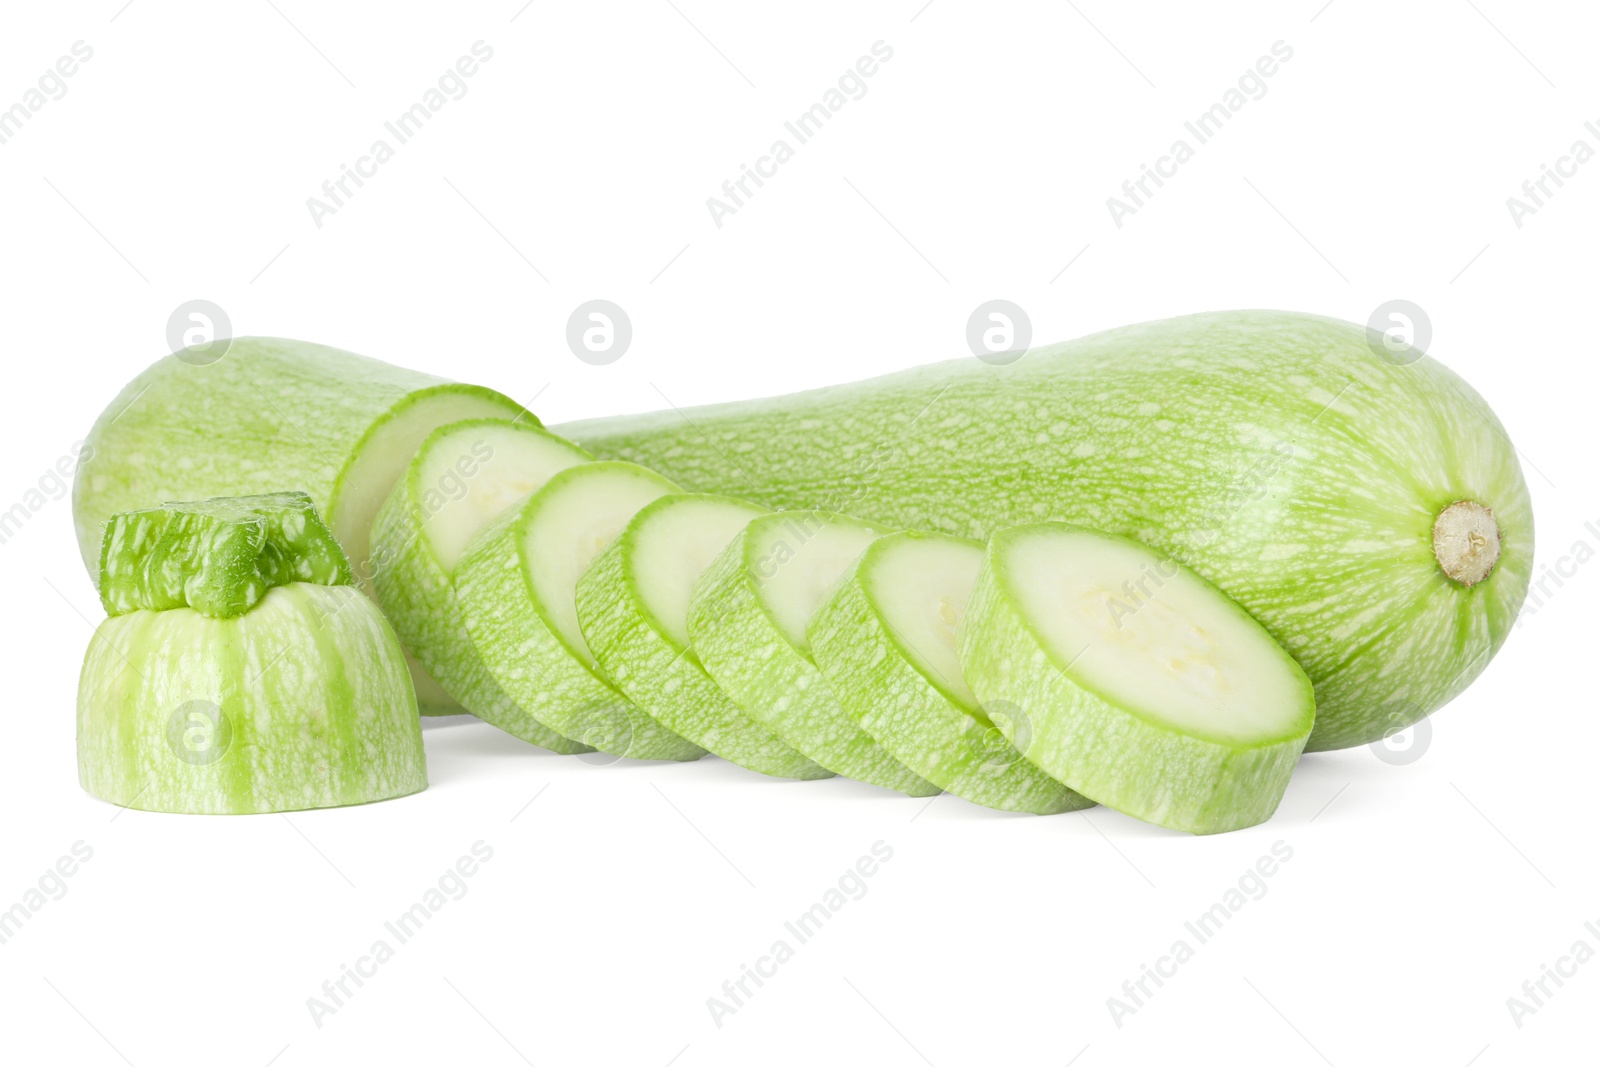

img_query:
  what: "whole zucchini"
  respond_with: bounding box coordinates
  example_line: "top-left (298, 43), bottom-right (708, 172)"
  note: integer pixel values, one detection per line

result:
top-left (561, 311), bottom-right (1533, 751)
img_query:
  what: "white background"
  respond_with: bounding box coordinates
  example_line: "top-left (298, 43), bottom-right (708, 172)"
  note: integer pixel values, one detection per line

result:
top-left (1, 1), bottom-right (1595, 1064)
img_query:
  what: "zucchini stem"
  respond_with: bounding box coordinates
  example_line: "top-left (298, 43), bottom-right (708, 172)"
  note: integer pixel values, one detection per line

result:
top-left (1433, 500), bottom-right (1501, 587)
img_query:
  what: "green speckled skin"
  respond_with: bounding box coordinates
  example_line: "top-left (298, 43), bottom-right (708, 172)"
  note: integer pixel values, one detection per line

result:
top-left (809, 533), bottom-right (1092, 814)
top-left (561, 311), bottom-right (1533, 751)
top-left (576, 498), bottom-right (831, 779)
top-left (77, 584), bottom-right (426, 814)
top-left (73, 337), bottom-right (525, 583)
top-left (453, 471), bottom-right (706, 762)
top-left (960, 524), bottom-right (1315, 835)
top-left (687, 514), bottom-right (939, 795)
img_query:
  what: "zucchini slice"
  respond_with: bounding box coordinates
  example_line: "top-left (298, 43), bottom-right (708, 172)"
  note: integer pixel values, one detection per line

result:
top-left (454, 463), bottom-right (705, 762)
top-left (961, 523), bottom-right (1315, 834)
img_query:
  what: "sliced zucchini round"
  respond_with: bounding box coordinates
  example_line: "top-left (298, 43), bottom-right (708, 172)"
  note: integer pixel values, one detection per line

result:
top-left (454, 462), bottom-right (705, 762)
top-left (961, 523), bottom-right (1315, 834)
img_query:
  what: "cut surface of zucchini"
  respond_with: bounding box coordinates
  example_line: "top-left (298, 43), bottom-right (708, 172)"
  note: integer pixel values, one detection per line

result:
top-left (456, 463), bottom-right (705, 761)
top-left (576, 494), bottom-right (832, 779)
top-left (690, 511), bottom-right (939, 795)
top-left (809, 532), bottom-right (1092, 813)
top-left (370, 419), bottom-right (593, 747)
top-left (962, 523), bottom-right (1314, 834)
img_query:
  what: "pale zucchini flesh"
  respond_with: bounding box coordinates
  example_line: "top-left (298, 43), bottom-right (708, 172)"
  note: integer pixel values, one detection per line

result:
top-left (330, 390), bottom-right (535, 597)
top-left (689, 512), bottom-right (939, 795)
top-left (576, 494), bottom-right (832, 780)
top-left (370, 419), bottom-right (595, 752)
top-left (808, 532), bottom-right (1092, 814)
top-left (961, 523), bottom-right (1315, 834)
top-left (454, 463), bottom-right (705, 761)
